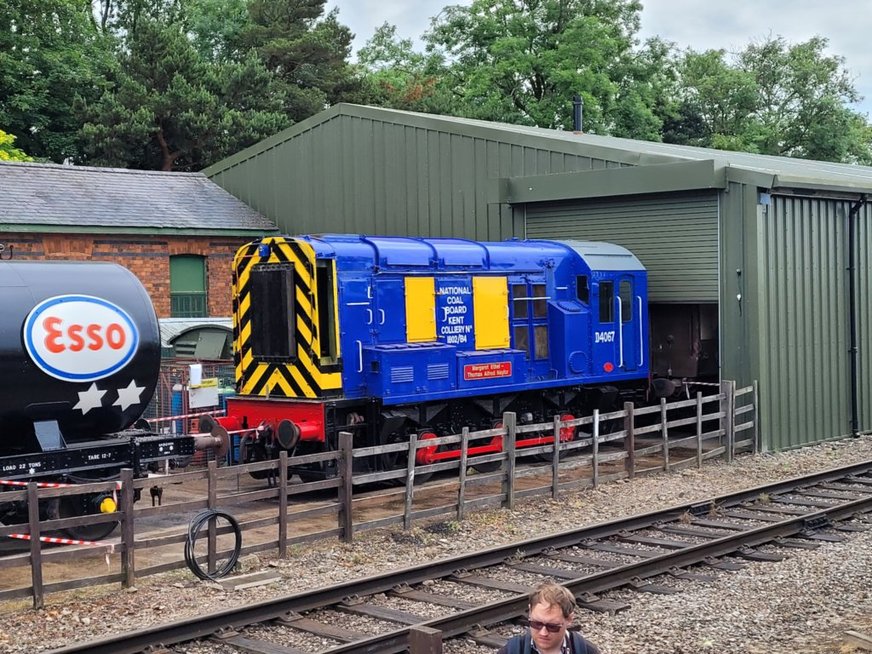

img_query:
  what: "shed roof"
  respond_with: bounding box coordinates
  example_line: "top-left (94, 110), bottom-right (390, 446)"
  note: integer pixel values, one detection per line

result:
top-left (206, 104), bottom-right (872, 196)
top-left (1, 161), bottom-right (277, 234)
top-left (159, 317), bottom-right (233, 348)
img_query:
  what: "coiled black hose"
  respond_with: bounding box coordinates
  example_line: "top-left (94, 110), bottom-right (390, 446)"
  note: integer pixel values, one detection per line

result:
top-left (184, 509), bottom-right (241, 581)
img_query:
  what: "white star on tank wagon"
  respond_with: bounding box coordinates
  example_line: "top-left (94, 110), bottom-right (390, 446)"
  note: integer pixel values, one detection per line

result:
top-left (113, 380), bottom-right (146, 411)
top-left (72, 383), bottom-right (107, 415)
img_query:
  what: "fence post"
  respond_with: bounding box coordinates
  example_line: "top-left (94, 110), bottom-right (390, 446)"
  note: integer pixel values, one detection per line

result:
top-left (457, 428), bottom-right (469, 522)
top-left (207, 460), bottom-right (217, 575)
top-left (278, 451), bottom-right (288, 558)
top-left (592, 410), bottom-right (599, 489)
top-left (752, 380), bottom-right (760, 454)
top-left (661, 398), bottom-right (670, 472)
top-left (696, 392), bottom-right (704, 469)
top-left (27, 482), bottom-right (43, 610)
top-left (623, 402), bottom-right (635, 479)
top-left (409, 626), bottom-right (443, 653)
top-left (339, 431), bottom-right (354, 543)
top-left (403, 433), bottom-right (418, 530)
top-left (725, 380), bottom-right (736, 463)
top-left (551, 415), bottom-right (561, 499)
top-left (120, 468), bottom-right (136, 588)
top-left (502, 412), bottom-right (517, 510)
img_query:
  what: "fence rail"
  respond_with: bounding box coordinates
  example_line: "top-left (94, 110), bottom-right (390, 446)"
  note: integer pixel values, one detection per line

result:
top-left (0, 381), bottom-right (757, 607)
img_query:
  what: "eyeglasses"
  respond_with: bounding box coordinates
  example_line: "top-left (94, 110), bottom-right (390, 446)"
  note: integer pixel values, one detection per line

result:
top-left (528, 620), bottom-right (564, 633)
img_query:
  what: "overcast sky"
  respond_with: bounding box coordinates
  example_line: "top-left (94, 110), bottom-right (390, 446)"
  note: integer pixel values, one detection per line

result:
top-left (325, 0), bottom-right (872, 116)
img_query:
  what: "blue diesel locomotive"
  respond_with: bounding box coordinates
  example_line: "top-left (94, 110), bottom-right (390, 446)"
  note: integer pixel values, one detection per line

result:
top-left (215, 234), bottom-right (650, 476)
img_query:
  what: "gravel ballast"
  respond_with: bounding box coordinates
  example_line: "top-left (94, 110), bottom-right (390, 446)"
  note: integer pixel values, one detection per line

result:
top-left (1, 436), bottom-right (871, 653)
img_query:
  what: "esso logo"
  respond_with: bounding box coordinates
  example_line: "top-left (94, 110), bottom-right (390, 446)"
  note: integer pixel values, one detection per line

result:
top-left (23, 295), bottom-right (139, 382)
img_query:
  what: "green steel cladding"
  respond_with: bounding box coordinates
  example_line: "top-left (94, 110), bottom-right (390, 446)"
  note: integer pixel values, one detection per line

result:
top-left (206, 104), bottom-right (872, 452)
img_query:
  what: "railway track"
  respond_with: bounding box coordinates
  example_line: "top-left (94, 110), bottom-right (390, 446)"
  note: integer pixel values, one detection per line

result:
top-left (47, 459), bottom-right (872, 654)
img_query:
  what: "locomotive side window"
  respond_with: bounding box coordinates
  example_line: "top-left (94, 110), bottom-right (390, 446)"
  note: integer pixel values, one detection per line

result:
top-left (512, 284), bottom-right (528, 319)
top-left (316, 261), bottom-right (338, 363)
top-left (599, 281), bottom-right (614, 322)
top-left (619, 280), bottom-right (632, 323)
top-left (534, 325), bottom-right (549, 359)
top-left (511, 281), bottom-right (550, 360)
top-left (576, 276), bottom-right (589, 304)
top-left (250, 265), bottom-right (296, 360)
top-left (533, 284), bottom-right (548, 318)
top-left (514, 325), bottom-right (529, 356)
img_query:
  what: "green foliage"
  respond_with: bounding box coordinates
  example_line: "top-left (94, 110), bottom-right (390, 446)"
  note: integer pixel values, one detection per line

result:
top-left (422, 0), bottom-right (664, 136)
top-left (0, 0), bottom-right (115, 162)
top-left (238, 0), bottom-right (362, 120)
top-left (667, 36), bottom-right (872, 163)
top-left (356, 23), bottom-right (453, 113)
top-left (184, 0), bottom-right (250, 62)
top-left (0, 130), bottom-right (33, 161)
top-left (79, 19), bottom-right (289, 170)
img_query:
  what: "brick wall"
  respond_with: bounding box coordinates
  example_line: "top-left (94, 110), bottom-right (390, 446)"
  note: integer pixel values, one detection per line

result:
top-left (1, 233), bottom-right (253, 317)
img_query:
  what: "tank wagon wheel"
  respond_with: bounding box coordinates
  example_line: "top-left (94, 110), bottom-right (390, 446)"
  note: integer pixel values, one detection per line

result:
top-left (56, 488), bottom-right (119, 542)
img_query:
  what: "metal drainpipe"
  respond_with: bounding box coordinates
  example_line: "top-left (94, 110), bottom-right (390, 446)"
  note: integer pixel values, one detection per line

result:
top-left (848, 194), bottom-right (867, 436)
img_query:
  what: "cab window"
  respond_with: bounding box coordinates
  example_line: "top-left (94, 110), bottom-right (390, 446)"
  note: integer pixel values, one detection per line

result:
top-left (599, 281), bottom-right (614, 323)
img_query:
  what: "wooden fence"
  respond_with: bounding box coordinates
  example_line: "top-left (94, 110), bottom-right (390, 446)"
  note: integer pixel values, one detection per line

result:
top-left (0, 381), bottom-right (757, 607)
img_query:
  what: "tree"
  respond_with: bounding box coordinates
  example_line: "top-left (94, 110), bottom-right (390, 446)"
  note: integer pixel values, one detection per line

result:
top-left (79, 18), bottom-right (289, 170)
top-left (237, 0), bottom-right (362, 121)
top-left (183, 0), bottom-right (250, 62)
top-left (668, 36), bottom-right (872, 163)
top-left (422, 0), bottom-right (666, 136)
top-left (0, 0), bottom-right (115, 162)
top-left (356, 23), bottom-right (453, 113)
top-left (0, 130), bottom-right (33, 161)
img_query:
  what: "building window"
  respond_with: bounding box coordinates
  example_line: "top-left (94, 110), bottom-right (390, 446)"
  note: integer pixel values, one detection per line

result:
top-left (170, 255), bottom-right (207, 317)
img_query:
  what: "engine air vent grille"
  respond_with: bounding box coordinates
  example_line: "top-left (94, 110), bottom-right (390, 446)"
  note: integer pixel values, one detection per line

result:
top-left (427, 363), bottom-right (449, 380)
top-left (391, 366), bottom-right (415, 384)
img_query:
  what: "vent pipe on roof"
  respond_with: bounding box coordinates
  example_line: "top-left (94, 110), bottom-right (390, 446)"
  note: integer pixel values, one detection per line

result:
top-left (848, 193), bottom-right (867, 437)
top-left (572, 94), bottom-right (583, 133)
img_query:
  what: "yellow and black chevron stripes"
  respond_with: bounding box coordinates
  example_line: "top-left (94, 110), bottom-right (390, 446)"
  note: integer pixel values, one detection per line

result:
top-left (232, 237), bottom-right (342, 399)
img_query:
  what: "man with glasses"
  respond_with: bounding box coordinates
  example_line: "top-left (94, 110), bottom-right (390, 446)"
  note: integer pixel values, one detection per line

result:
top-left (497, 581), bottom-right (600, 654)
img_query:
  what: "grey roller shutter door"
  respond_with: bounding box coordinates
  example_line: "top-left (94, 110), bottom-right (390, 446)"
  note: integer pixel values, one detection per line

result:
top-left (525, 191), bottom-right (719, 303)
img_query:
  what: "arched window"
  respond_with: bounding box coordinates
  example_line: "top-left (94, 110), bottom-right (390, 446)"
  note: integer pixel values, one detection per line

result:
top-left (170, 255), bottom-right (207, 317)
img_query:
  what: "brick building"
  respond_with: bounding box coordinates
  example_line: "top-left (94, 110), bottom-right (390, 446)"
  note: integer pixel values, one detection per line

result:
top-left (0, 161), bottom-right (277, 317)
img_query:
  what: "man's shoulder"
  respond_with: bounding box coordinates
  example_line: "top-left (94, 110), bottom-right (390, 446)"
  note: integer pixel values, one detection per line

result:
top-left (570, 631), bottom-right (602, 654)
top-left (497, 633), bottom-right (525, 654)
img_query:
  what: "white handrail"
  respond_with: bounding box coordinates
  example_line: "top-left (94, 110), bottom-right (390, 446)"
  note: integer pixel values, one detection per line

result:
top-left (637, 295), bottom-right (644, 366)
top-left (616, 296), bottom-right (624, 368)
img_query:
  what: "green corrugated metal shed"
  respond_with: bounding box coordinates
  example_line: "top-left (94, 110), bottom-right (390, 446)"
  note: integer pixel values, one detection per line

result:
top-left (205, 103), bottom-right (872, 452)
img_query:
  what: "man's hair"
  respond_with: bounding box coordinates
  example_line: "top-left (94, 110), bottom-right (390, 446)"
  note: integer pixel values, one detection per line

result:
top-left (529, 581), bottom-right (576, 618)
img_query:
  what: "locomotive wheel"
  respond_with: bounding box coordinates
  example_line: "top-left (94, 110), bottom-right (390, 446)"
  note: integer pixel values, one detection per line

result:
top-left (379, 425), bottom-right (435, 486)
top-left (535, 413), bottom-right (577, 462)
top-left (470, 421), bottom-right (503, 473)
top-left (57, 493), bottom-right (118, 541)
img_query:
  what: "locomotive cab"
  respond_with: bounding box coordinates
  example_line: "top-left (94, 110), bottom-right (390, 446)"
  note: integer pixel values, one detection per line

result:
top-left (222, 235), bottom-right (649, 478)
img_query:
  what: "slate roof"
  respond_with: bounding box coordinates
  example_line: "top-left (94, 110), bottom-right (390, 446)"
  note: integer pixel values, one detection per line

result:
top-left (1, 161), bottom-right (277, 233)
